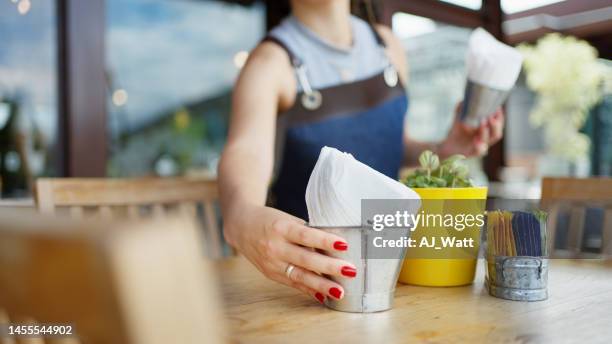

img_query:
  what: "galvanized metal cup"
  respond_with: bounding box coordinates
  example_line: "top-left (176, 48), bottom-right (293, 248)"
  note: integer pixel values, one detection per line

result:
top-left (485, 256), bottom-right (549, 301)
top-left (313, 225), bottom-right (409, 313)
top-left (460, 80), bottom-right (511, 127)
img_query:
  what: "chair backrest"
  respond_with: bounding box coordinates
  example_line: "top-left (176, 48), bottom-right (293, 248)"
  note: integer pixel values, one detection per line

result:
top-left (0, 211), bottom-right (226, 344)
top-left (540, 177), bottom-right (612, 258)
top-left (35, 177), bottom-right (226, 258)
top-left (0, 198), bottom-right (35, 210)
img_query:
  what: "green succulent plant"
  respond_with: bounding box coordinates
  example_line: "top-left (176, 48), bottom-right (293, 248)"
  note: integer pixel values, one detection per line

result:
top-left (402, 150), bottom-right (473, 188)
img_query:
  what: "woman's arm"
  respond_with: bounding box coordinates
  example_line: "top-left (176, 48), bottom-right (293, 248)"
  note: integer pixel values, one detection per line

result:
top-left (219, 42), bottom-right (356, 303)
top-left (376, 25), bottom-right (504, 166)
top-left (219, 42), bottom-right (288, 234)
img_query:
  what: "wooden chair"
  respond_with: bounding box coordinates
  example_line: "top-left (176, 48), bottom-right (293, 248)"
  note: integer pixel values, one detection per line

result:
top-left (0, 198), bottom-right (35, 211)
top-left (0, 210), bottom-right (226, 344)
top-left (541, 177), bottom-right (612, 258)
top-left (34, 177), bottom-right (227, 258)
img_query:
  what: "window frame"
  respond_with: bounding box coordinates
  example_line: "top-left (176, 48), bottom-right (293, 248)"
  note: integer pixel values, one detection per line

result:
top-left (56, 0), bottom-right (107, 177)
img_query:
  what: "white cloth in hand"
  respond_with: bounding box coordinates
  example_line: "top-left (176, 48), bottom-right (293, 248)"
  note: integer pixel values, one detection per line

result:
top-left (467, 27), bottom-right (523, 90)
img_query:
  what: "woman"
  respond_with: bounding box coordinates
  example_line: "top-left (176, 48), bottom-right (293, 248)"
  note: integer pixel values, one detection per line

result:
top-left (219, 0), bottom-right (503, 304)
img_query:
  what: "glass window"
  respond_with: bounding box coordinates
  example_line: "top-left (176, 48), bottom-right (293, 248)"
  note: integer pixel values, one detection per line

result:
top-left (393, 13), bottom-right (490, 183)
top-left (503, 75), bottom-right (544, 180)
top-left (0, 0), bottom-right (59, 198)
top-left (392, 13), bottom-right (471, 143)
top-left (392, 13), bottom-right (437, 39)
top-left (106, 0), bottom-right (265, 177)
top-left (441, 0), bottom-right (568, 13)
top-left (439, 0), bottom-right (482, 10)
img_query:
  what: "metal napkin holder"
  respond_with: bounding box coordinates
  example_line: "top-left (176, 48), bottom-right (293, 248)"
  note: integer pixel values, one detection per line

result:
top-left (313, 225), bottom-right (409, 313)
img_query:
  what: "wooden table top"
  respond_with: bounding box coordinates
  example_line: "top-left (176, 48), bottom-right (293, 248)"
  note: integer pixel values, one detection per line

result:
top-left (215, 257), bottom-right (612, 343)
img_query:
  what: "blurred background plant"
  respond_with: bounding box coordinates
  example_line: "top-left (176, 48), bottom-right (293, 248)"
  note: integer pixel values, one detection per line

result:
top-left (519, 33), bottom-right (610, 163)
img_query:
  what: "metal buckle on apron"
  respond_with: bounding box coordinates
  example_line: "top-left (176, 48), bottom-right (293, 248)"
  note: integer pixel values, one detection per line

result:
top-left (296, 63), bottom-right (322, 111)
top-left (383, 64), bottom-right (398, 88)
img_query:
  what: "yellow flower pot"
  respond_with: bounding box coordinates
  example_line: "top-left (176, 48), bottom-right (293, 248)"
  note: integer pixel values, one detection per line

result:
top-left (398, 187), bottom-right (488, 287)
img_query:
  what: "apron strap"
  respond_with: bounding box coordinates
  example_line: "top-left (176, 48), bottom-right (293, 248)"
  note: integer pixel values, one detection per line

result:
top-left (364, 22), bottom-right (399, 88)
top-left (262, 35), bottom-right (320, 110)
top-left (261, 35), bottom-right (303, 68)
top-left (366, 22), bottom-right (386, 48)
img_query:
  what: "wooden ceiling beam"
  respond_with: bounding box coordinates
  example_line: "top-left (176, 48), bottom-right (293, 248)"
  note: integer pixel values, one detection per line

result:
top-left (507, 0), bottom-right (611, 20)
top-left (381, 0), bottom-right (482, 28)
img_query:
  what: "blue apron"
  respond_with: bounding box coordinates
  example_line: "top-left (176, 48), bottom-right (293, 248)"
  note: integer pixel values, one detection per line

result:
top-left (266, 33), bottom-right (408, 220)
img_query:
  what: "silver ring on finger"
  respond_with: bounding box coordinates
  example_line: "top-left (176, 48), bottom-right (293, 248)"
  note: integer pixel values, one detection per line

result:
top-left (285, 263), bottom-right (296, 279)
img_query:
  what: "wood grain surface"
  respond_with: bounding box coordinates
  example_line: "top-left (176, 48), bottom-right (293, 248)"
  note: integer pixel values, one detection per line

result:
top-left (216, 257), bottom-right (612, 343)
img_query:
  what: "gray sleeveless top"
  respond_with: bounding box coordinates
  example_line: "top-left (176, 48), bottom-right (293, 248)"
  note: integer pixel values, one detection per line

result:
top-left (268, 15), bottom-right (389, 91)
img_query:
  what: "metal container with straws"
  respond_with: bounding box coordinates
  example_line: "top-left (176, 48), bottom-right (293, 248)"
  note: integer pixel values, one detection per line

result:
top-left (485, 210), bottom-right (549, 301)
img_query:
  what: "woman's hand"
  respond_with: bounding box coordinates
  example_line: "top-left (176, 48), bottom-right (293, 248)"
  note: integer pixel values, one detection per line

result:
top-left (224, 204), bottom-right (357, 304)
top-left (439, 104), bottom-right (505, 158)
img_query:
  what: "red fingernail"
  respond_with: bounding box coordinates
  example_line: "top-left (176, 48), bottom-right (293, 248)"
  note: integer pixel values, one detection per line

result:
top-left (341, 266), bottom-right (357, 277)
top-left (333, 241), bottom-right (348, 251)
top-left (315, 292), bottom-right (325, 304)
top-left (329, 287), bottom-right (342, 300)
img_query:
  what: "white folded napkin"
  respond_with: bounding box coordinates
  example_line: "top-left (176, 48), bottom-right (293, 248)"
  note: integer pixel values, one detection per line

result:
top-left (467, 28), bottom-right (523, 90)
top-left (306, 147), bottom-right (420, 227)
